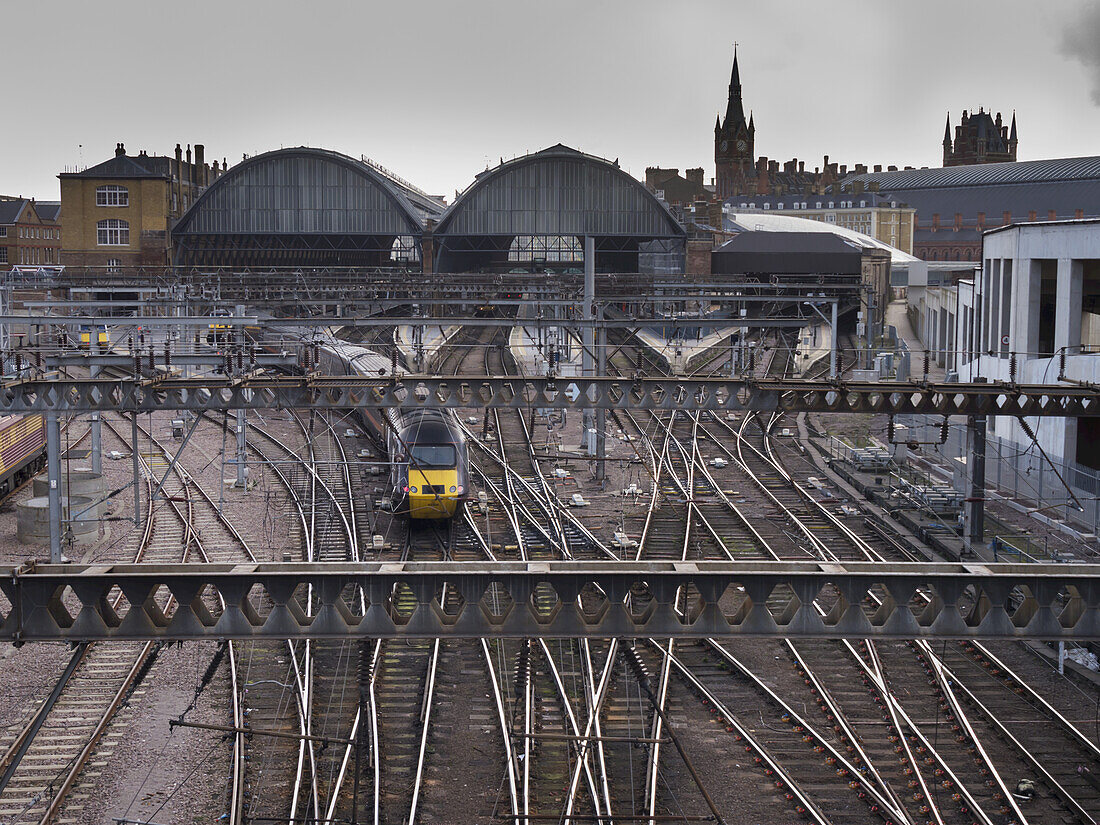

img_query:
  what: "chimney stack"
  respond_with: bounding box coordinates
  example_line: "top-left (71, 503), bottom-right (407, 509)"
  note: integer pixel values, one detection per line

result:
top-left (873, 164), bottom-right (882, 173)
top-left (195, 144), bottom-right (205, 187)
top-left (686, 167), bottom-right (704, 187)
top-left (115, 143), bottom-right (126, 157)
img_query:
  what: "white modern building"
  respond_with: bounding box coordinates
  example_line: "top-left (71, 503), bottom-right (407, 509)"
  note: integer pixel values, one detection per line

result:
top-left (952, 220), bottom-right (1100, 517)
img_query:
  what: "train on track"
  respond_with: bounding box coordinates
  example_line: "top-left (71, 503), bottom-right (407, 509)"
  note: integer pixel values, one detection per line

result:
top-left (0, 414), bottom-right (46, 499)
top-left (319, 340), bottom-right (468, 519)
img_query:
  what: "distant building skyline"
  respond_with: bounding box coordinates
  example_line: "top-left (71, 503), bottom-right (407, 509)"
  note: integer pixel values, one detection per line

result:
top-left (4, 2), bottom-right (1100, 202)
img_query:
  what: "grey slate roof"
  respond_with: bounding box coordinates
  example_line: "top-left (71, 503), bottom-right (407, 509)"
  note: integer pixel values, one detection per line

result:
top-left (59, 153), bottom-right (168, 180)
top-left (34, 202), bottom-right (61, 222)
top-left (841, 155), bottom-right (1100, 190)
top-left (0, 200), bottom-right (29, 224)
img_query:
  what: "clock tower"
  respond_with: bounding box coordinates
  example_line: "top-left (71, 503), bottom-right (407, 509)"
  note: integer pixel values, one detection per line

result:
top-left (715, 47), bottom-right (755, 198)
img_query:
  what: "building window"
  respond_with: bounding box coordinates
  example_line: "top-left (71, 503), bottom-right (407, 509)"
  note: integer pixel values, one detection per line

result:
top-left (96, 185), bottom-right (129, 207)
top-left (107, 258), bottom-right (121, 273)
top-left (96, 219), bottom-right (129, 246)
top-left (0, 247), bottom-right (6, 263)
top-left (0, 227), bottom-right (6, 238)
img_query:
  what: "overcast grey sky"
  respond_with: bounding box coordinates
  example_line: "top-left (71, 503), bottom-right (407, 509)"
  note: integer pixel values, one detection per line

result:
top-left (6, 1), bottom-right (1100, 202)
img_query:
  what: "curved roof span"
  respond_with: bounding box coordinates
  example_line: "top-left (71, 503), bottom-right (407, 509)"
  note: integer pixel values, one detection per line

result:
top-left (434, 144), bottom-right (685, 238)
top-left (725, 211), bottom-right (917, 265)
top-left (172, 147), bottom-right (444, 267)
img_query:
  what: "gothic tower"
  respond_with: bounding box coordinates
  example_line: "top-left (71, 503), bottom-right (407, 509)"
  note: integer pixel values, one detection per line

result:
top-left (715, 47), bottom-right (755, 198)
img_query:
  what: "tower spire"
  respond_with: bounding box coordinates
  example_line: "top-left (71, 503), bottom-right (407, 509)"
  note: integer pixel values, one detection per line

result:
top-left (944, 112), bottom-right (952, 145)
top-left (1009, 110), bottom-right (1017, 141)
top-left (724, 45), bottom-right (747, 129)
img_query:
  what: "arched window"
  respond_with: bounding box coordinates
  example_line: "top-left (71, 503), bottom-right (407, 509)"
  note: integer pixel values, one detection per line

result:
top-left (97, 219), bottom-right (129, 246)
top-left (96, 185), bottom-right (128, 207)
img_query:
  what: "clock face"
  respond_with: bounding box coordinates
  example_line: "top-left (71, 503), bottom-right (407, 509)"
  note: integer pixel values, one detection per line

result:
top-left (736, 139), bottom-right (748, 152)
top-left (720, 140), bottom-right (728, 152)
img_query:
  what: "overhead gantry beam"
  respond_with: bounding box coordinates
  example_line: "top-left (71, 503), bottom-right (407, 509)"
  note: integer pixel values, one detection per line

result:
top-left (0, 375), bottom-right (1096, 416)
top-left (3, 561), bottom-right (1098, 642)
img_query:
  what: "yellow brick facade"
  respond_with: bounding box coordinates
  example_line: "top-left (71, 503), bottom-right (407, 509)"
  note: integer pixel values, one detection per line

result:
top-left (60, 176), bottom-right (172, 267)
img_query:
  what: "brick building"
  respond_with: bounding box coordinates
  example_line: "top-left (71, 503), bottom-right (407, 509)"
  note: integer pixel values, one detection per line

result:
top-left (943, 109), bottom-right (1017, 167)
top-left (59, 142), bottom-right (223, 267)
top-left (0, 198), bottom-right (61, 269)
top-left (839, 156), bottom-right (1100, 262)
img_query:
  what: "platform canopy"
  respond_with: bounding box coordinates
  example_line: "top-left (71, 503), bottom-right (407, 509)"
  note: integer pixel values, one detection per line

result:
top-left (172, 147), bottom-right (444, 268)
top-left (433, 144), bottom-right (686, 274)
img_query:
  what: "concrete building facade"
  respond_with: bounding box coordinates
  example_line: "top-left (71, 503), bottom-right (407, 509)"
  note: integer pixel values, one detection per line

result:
top-left (954, 220), bottom-right (1100, 476)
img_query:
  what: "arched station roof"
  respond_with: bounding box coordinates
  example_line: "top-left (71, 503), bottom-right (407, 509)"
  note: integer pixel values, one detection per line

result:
top-left (434, 144), bottom-right (685, 239)
top-left (172, 147), bottom-right (443, 267)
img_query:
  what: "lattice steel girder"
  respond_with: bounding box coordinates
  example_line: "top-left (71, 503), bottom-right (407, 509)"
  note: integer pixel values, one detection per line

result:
top-left (0, 375), bottom-right (1097, 416)
top-left (3, 561), bottom-right (1099, 642)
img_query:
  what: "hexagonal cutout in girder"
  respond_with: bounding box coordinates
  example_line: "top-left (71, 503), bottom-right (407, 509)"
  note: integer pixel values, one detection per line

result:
top-left (530, 581), bottom-right (560, 623)
top-left (389, 581), bottom-right (418, 624)
top-left (438, 582), bottom-right (466, 620)
top-left (481, 580), bottom-right (514, 623)
top-left (579, 582), bottom-right (610, 625)
top-left (718, 581), bottom-right (752, 625)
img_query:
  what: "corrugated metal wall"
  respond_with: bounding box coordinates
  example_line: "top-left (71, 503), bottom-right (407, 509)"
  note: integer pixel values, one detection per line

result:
top-left (178, 154), bottom-right (421, 236)
top-left (442, 156), bottom-right (682, 237)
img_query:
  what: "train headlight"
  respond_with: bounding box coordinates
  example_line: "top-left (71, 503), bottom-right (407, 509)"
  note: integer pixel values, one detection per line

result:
top-left (449, 485), bottom-right (457, 493)
top-left (409, 485), bottom-right (417, 494)
top-left (456, 485), bottom-right (463, 494)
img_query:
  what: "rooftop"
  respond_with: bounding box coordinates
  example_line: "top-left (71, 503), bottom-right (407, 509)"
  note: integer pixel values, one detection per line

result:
top-left (841, 155), bottom-right (1100, 191)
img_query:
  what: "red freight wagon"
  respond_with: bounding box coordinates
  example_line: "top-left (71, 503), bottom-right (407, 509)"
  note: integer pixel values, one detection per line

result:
top-left (0, 414), bottom-right (46, 498)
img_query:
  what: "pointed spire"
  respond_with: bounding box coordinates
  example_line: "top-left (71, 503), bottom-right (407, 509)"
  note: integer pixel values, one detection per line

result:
top-left (749, 110), bottom-right (754, 131)
top-left (1009, 110), bottom-right (1017, 142)
top-left (724, 45), bottom-right (747, 130)
top-left (716, 114), bottom-right (721, 131)
top-left (944, 112), bottom-right (952, 144)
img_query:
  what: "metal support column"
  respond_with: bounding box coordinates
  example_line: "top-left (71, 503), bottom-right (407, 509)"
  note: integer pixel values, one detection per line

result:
top-left (89, 364), bottom-right (102, 474)
top-left (595, 321), bottom-right (606, 481)
top-left (582, 236), bottom-right (596, 455)
top-left (966, 414), bottom-right (987, 546)
top-left (131, 412), bottom-right (141, 527)
top-left (46, 411), bottom-right (62, 563)
top-left (830, 300), bottom-right (838, 378)
top-left (235, 304), bottom-right (247, 489)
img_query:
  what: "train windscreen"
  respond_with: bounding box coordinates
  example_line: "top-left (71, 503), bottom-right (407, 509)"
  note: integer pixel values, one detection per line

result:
top-left (410, 444), bottom-right (456, 468)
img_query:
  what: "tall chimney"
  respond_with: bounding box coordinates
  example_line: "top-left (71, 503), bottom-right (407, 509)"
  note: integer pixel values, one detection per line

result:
top-left (195, 144), bottom-right (205, 187)
top-left (115, 142), bottom-right (126, 157)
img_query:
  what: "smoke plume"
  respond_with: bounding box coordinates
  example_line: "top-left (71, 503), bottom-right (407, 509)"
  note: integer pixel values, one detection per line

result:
top-left (1063, 4), bottom-right (1100, 104)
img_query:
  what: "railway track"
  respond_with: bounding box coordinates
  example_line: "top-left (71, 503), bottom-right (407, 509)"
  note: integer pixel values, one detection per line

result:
top-left (0, 413), bottom-right (252, 824)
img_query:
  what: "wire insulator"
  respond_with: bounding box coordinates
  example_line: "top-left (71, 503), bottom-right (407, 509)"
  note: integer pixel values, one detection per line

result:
top-left (1018, 417), bottom-right (1036, 441)
top-left (747, 349), bottom-right (756, 373)
top-left (164, 342), bottom-right (171, 368)
top-left (923, 350), bottom-right (930, 378)
top-left (940, 417), bottom-right (949, 444)
top-left (1060, 347), bottom-right (1067, 379)
top-left (1009, 352), bottom-right (1017, 383)
top-left (224, 347), bottom-right (232, 375)
top-left (236, 345), bottom-right (243, 373)
top-left (887, 415), bottom-right (895, 443)
top-left (248, 343), bottom-right (256, 370)
top-left (148, 348), bottom-right (155, 372)
top-left (622, 644), bottom-right (651, 689)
